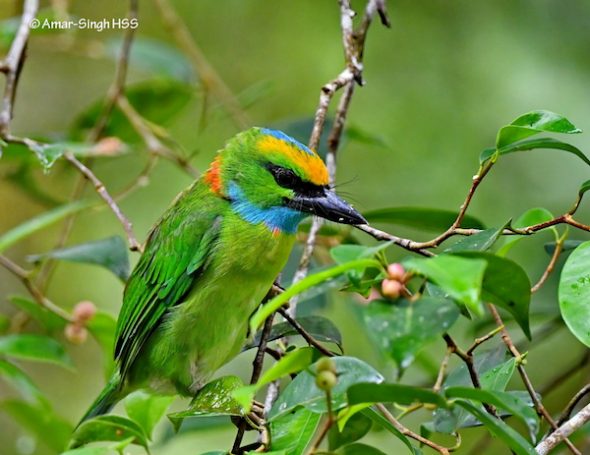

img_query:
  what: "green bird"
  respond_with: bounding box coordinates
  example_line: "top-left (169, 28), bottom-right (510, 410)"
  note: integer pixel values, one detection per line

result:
top-left (79, 127), bottom-right (366, 423)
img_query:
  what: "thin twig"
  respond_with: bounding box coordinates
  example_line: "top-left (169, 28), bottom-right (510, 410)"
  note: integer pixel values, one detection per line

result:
top-left (277, 307), bottom-right (334, 357)
top-left (556, 384), bottom-right (590, 428)
top-left (532, 237), bottom-right (564, 293)
top-left (536, 403), bottom-right (590, 455)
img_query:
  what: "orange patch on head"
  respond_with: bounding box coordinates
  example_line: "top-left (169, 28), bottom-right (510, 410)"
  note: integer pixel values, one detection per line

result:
top-left (204, 154), bottom-right (223, 194)
top-left (257, 136), bottom-right (329, 186)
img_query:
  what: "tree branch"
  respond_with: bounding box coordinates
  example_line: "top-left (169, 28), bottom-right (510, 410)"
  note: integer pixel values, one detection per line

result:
top-left (536, 403), bottom-right (590, 455)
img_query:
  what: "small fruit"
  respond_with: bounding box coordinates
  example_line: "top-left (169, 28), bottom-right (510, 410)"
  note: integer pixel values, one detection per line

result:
top-left (381, 279), bottom-right (403, 299)
top-left (65, 323), bottom-right (88, 345)
top-left (386, 263), bottom-right (406, 282)
top-left (316, 356), bottom-right (337, 374)
top-left (73, 301), bottom-right (97, 323)
top-left (316, 370), bottom-right (337, 391)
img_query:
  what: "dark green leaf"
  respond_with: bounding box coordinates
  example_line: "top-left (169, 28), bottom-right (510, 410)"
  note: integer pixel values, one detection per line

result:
top-left (544, 240), bottom-right (583, 255)
top-left (362, 298), bottom-right (459, 371)
top-left (496, 110), bottom-right (581, 149)
top-left (496, 138), bottom-right (590, 166)
top-left (329, 412), bottom-right (372, 450)
top-left (169, 376), bottom-right (245, 431)
top-left (579, 179), bottom-right (590, 197)
top-left (9, 295), bottom-right (66, 331)
top-left (2, 399), bottom-right (72, 452)
top-left (559, 241), bottom-right (590, 347)
top-left (337, 443), bottom-right (387, 455)
top-left (0, 200), bottom-right (92, 253)
top-left (125, 390), bottom-right (174, 438)
top-left (245, 316), bottom-right (342, 352)
top-left (107, 37), bottom-right (194, 82)
top-left (362, 407), bottom-right (421, 454)
top-left (405, 255), bottom-right (487, 316)
top-left (363, 207), bottom-right (485, 232)
top-left (0, 359), bottom-right (48, 406)
top-left (347, 382), bottom-right (447, 408)
top-left (69, 415), bottom-right (149, 449)
top-left (28, 236), bottom-right (130, 281)
top-left (455, 400), bottom-right (536, 455)
top-left (270, 407), bottom-right (321, 454)
top-left (0, 334), bottom-right (72, 368)
top-left (269, 357), bottom-right (383, 421)
top-left (86, 312), bottom-right (117, 379)
top-left (446, 226), bottom-right (506, 252)
top-left (453, 252), bottom-right (531, 338)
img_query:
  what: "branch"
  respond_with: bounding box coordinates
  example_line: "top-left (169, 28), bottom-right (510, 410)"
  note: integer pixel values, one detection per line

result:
top-left (556, 384), bottom-right (590, 428)
top-left (531, 236), bottom-right (564, 293)
top-left (0, 0), bottom-right (38, 136)
top-left (536, 403), bottom-right (590, 455)
top-left (277, 307), bottom-right (334, 357)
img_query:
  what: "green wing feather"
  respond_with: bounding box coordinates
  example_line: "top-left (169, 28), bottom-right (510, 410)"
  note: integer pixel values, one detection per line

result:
top-left (114, 183), bottom-right (225, 377)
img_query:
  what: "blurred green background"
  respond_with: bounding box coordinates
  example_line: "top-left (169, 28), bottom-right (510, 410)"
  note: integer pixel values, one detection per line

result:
top-left (1, 0), bottom-right (589, 453)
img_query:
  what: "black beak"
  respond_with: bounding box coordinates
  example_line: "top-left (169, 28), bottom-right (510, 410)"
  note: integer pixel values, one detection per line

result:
top-left (287, 190), bottom-right (367, 225)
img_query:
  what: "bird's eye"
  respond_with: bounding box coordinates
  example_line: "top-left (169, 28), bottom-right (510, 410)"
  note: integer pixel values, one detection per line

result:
top-left (268, 165), bottom-right (299, 189)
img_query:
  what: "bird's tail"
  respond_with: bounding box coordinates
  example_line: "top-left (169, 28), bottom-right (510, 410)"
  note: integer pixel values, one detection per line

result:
top-left (77, 371), bottom-right (123, 427)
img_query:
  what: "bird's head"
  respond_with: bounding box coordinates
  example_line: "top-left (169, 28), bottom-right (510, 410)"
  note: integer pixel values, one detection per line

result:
top-left (204, 127), bottom-right (366, 234)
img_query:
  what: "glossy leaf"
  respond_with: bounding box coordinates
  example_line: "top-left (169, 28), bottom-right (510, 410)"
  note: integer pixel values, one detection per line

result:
top-left (107, 37), bottom-right (194, 82)
top-left (496, 138), bottom-right (590, 166)
top-left (405, 255), bottom-right (487, 316)
top-left (0, 334), bottom-right (72, 368)
top-left (28, 236), bottom-right (130, 282)
top-left (0, 200), bottom-right (92, 253)
top-left (362, 207), bottom-right (484, 232)
top-left (347, 382), bottom-right (447, 408)
top-left (269, 357), bottom-right (383, 421)
top-left (329, 412), bottom-right (372, 450)
top-left (498, 208), bottom-right (556, 256)
top-left (559, 241), bottom-right (590, 347)
top-left (2, 399), bottom-right (72, 452)
top-left (496, 110), bottom-right (581, 149)
top-left (245, 315), bottom-right (342, 352)
top-left (337, 443), bottom-right (387, 455)
top-left (453, 252), bottom-right (531, 338)
top-left (169, 376), bottom-right (245, 431)
top-left (250, 258), bottom-right (381, 332)
top-left (9, 295), bottom-right (66, 331)
top-left (69, 415), bottom-right (149, 450)
top-left (125, 390), bottom-right (174, 438)
top-left (86, 312), bottom-right (117, 379)
top-left (446, 226), bottom-right (506, 252)
top-left (362, 297), bottom-right (459, 371)
top-left (0, 359), bottom-right (48, 406)
top-left (455, 400), bottom-right (536, 455)
top-left (270, 407), bottom-right (321, 454)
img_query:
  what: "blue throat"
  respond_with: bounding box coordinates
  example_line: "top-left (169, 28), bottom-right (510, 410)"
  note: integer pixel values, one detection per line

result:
top-left (228, 182), bottom-right (306, 234)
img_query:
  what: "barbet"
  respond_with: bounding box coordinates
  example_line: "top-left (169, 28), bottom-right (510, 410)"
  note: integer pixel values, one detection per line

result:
top-left (80, 127), bottom-right (366, 423)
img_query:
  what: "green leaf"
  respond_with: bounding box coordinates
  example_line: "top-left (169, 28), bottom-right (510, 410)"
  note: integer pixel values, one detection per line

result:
top-left (245, 316), bottom-right (342, 352)
top-left (70, 79), bottom-right (194, 142)
top-left (0, 200), bottom-right (92, 253)
top-left (362, 297), bottom-right (459, 371)
top-left (107, 37), bottom-right (194, 82)
top-left (2, 399), bottom-right (72, 452)
top-left (169, 376), bottom-right (245, 431)
top-left (455, 400), bottom-right (536, 455)
top-left (495, 137), bottom-right (590, 166)
top-left (0, 359), bottom-right (48, 406)
top-left (269, 357), bottom-right (383, 421)
top-left (445, 387), bottom-right (538, 440)
top-left (559, 241), bottom-right (590, 347)
top-left (69, 415), bottom-right (149, 450)
top-left (330, 243), bottom-right (392, 265)
top-left (362, 207), bottom-right (484, 232)
top-left (125, 390), bottom-right (174, 438)
top-left (234, 348), bottom-right (316, 411)
top-left (361, 407), bottom-right (421, 454)
top-left (270, 407), bottom-right (321, 454)
top-left (329, 412), bottom-right (372, 450)
top-left (337, 443), bottom-right (388, 455)
top-left (454, 252), bottom-right (531, 338)
top-left (61, 447), bottom-right (113, 455)
top-left (0, 334), bottom-right (72, 368)
top-left (446, 226), bottom-right (506, 252)
top-left (498, 208), bottom-right (556, 256)
top-left (9, 295), bottom-right (66, 331)
top-left (28, 236), bottom-right (130, 282)
top-left (347, 382), bottom-right (447, 408)
top-left (579, 179), bottom-right (590, 197)
top-left (405, 255), bottom-right (487, 316)
top-left (496, 110), bottom-right (581, 149)
top-left (250, 258), bottom-right (381, 333)
top-left (544, 239), bottom-right (583, 255)
top-left (86, 312), bottom-right (117, 379)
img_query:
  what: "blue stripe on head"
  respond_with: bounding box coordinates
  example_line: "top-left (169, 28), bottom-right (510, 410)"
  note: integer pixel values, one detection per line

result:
top-left (260, 128), bottom-right (315, 156)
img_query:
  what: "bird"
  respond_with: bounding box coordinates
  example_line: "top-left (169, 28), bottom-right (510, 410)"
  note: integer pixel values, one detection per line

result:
top-left (78, 127), bottom-right (366, 424)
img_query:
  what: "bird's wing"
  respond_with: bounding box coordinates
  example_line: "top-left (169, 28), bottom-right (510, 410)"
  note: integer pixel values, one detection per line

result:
top-left (114, 190), bottom-right (224, 377)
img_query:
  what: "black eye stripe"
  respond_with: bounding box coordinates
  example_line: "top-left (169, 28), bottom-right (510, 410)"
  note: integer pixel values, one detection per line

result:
top-left (266, 164), bottom-right (326, 197)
